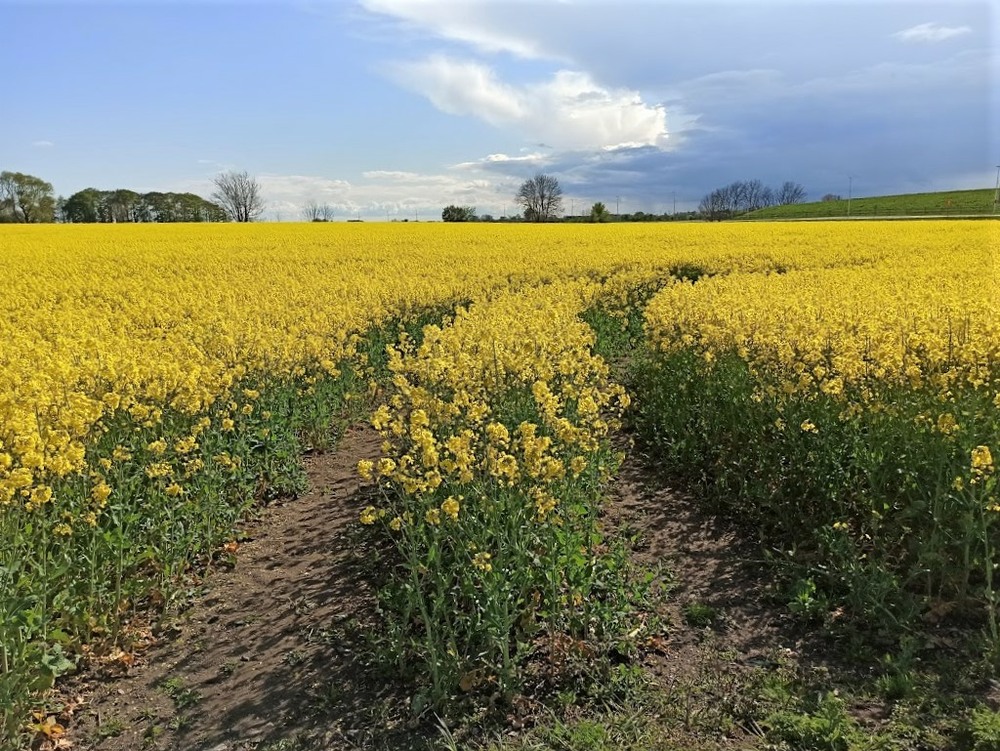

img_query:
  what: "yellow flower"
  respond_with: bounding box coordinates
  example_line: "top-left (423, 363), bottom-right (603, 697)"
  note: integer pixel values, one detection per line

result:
top-left (485, 422), bottom-right (510, 448)
top-left (174, 436), bottom-right (198, 454)
top-left (91, 482), bottom-right (112, 504)
top-left (472, 551), bottom-right (492, 572)
top-left (146, 439), bottom-right (167, 455)
top-left (145, 462), bottom-right (172, 479)
top-left (359, 505), bottom-right (378, 525)
top-left (221, 418), bottom-right (235, 432)
top-left (165, 482), bottom-right (184, 497)
top-left (425, 508), bottom-right (441, 525)
top-left (377, 457), bottom-right (396, 475)
top-left (971, 445), bottom-right (995, 482)
top-left (53, 523), bottom-right (73, 537)
top-left (357, 459), bottom-right (375, 481)
top-left (389, 516), bottom-right (403, 531)
top-left (935, 413), bottom-right (959, 436)
top-left (29, 485), bottom-right (53, 509)
top-left (441, 496), bottom-right (460, 520)
top-left (800, 420), bottom-right (818, 434)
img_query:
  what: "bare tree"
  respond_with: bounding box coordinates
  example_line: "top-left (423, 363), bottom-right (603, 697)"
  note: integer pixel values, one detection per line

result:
top-left (212, 170), bottom-right (264, 222)
top-left (775, 181), bottom-right (807, 205)
top-left (302, 200), bottom-right (321, 222)
top-left (742, 179), bottom-right (774, 212)
top-left (516, 173), bottom-right (563, 222)
top-left (302, 200), bottom-right (335, 221)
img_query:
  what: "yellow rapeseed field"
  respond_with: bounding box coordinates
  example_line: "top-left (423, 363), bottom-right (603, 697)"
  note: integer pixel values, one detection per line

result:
top-left (645, 240), bottom-right (1000, 400)
top-left (1, 219), bottom-right (991, 515)
top-left (0, 219), bottom-right (996, 739)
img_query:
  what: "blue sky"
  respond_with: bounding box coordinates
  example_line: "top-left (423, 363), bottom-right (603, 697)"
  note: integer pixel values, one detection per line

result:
top-left (2, 0), bottom-right (996, 219)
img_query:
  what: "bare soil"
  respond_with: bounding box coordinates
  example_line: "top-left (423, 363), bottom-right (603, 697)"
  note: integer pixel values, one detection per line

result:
top-left (68, 425), bottom-right (428, 751)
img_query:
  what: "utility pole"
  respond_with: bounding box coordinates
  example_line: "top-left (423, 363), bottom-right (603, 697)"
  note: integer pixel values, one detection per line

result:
top-left (847, 175), bottom-right (854, 218)
top-left (994, 165), bottom-right (1000, 213)
top-left (616, 195), bottom-right (620, 216)
top-left (571, 198), bottom-right (575, 216)
top-left (672, 191), bottom-right (676, 215)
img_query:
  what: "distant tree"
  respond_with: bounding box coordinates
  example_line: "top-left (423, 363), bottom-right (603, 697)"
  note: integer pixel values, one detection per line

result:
top-left (821, 194), bottom-right (842, 202)
top-left (302, 200), bottom-right (322, 222)
top-left (699, 185), bottom-right (739, 220)
top-left (590, 201), bottom-right (610, 222)
top-left (775, 181), bottom-right (807, 205)
top-left (105, 189), bottom-right (143, 222)
top-left (0, 171), bottom-right (55, 222)
top-left (742, 179), bottom-right (774, 212)
top-left (62, 188), bottom-right (225, 223)
top-left (479, 213), bottom-right (494, 222)
top-left (302, 200), bottom-right (334, 222)
top-left (516, 174), bottom-right (563, 222)
top-left (211, 170), bottom-right (264, 222)
top-left (442, 205), bottom-right (476, 222)
top-left (699, 178), bottom-right (788, 219)
top-left (63, 188), bottom-right (104, 223)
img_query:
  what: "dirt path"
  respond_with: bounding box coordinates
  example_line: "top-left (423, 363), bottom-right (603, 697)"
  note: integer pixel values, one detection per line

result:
top-left (606, 450), bottom-right (808, 748)
top-left (70, 425), bottom-right (422, 751)
top-left (64, 432), bottom-right (810, 751)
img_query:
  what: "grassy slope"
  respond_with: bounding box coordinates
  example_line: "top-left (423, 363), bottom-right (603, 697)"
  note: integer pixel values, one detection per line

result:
top-left (746, 188), bottom-right (996, 219)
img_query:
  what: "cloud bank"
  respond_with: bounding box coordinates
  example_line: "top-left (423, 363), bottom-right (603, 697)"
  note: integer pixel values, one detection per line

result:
top-left (389, 56), bottom-right (668, 151)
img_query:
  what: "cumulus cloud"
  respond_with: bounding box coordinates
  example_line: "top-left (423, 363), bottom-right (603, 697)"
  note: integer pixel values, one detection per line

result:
top-left (389, 56), bottom-right (667, 151)
top-left (892, 22), bottom-right (971, 43)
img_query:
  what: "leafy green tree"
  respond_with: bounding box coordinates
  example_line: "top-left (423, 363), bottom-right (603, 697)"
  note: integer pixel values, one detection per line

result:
top-left (589, 201), bottom-right (609, 222)
top-left (106, 189), bottom-right (143, 222)
top-left (63, 188), bottom-right (226, 223)
top-left (0, 171), bottom-right (55, 222)
top-left (441, 205), bottom-right (476, 222)
top-left (63, 188), bottom-right (105, 222)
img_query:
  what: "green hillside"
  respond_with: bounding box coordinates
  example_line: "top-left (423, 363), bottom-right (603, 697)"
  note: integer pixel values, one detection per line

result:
top-left (746, 188), bottom-right (997, 219)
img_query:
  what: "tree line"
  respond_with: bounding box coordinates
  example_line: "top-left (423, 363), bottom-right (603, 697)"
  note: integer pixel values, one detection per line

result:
top-left (698, 179), bottom-right (806, 220)
top-left (60, 188), bottom-right (227, 223)
top-left (0, 169), bottom-right (264, 223)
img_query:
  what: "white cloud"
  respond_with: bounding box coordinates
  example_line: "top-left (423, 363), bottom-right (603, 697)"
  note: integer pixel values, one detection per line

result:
top-left (456, 152), bottom-right (549, 167)
top-left (360, 0), bottom-right (554, 59)
top-left (389, 56), bottom-right (667, 151)
top-left (32, 140), bottom-right (54, 147)
top-left (892, 22), bottom-right (971, 43)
